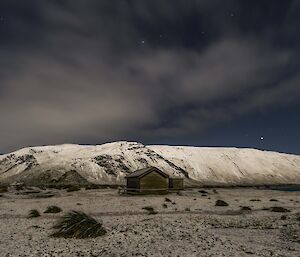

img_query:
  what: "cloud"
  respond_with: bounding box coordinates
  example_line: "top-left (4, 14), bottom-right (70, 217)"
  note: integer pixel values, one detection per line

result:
top-left (0, 0), bottom-right (299, 152)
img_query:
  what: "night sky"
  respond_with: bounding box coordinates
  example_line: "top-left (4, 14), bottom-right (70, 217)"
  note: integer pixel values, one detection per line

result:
top-left (0, 1), bottom-right (299, 154)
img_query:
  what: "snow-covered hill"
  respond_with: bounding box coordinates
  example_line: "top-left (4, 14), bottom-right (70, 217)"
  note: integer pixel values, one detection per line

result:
top-left (0, 141), bottom-right (300, 186)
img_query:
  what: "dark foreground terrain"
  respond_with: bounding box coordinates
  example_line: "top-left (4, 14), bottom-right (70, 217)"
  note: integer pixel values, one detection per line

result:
top-left (0, 188), bottom-right (299, 257)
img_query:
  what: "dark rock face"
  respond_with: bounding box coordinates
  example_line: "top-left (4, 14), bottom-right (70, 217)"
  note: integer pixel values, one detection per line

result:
top-left (163, 159), bottom-right (189, 178)
top-left (93, 155), bottom-right (130, 176)
top-left (143, 148), bottom-right (188, 178)
top-left (0, 154), bottom-right (38, 175)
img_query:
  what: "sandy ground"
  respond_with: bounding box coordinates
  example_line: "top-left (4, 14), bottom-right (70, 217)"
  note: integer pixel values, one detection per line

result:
top-left (0, 188), bottom-right (299, 257)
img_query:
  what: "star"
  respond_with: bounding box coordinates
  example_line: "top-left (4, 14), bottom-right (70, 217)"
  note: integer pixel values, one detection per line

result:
top-left (141, 40), bottom-right (145, 44)
top-left (260, 136), bottom-right (264, 140)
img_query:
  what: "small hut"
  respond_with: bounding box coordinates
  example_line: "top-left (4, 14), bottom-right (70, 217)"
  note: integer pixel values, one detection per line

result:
top-left (123, 167), bottom-right (184, 194)
top-left (169, 177), bottom-right (184, 191)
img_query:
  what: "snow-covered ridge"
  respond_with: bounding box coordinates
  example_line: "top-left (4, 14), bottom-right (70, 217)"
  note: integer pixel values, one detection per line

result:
top-left (0, 141), bottom-right (300, 186)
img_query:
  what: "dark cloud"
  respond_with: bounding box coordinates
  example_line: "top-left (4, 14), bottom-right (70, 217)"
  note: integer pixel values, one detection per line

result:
top-left (0, 0), bottom-right (299, 153)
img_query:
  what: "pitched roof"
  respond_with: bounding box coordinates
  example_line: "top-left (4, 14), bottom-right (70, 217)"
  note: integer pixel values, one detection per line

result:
top-left (125, 166), bottom-right (169, 178)
top-left (169, 176), bottom-right (184, 180)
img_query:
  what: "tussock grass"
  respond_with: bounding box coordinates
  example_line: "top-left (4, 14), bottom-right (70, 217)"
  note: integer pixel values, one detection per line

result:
top-left (198, 190), bottom-right (208, 194)
top-left (280, 215), bottom-right (287, 220)
top-left (44, 205), bottom-right (62, 213)
top-left (165, 197), bottom-right (172, 202)
top-left (142, 206), bottom-right (154, 212)
top-left (51, 211), bottom-right (106, 238)
top-left (215, 200), bottom-right (229, 206)
top-left (270, 206), bottom-right (290, 213)
top-left (28, 209), bottom-right (41, 218)
top-left (240, 206), bottom-right (252, 211)
top-left (142, 206), bottom-right (158, 215)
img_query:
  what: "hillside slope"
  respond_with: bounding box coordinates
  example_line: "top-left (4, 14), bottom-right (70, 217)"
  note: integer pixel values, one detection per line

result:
top-left (0, 141), bottom-right (300, 186)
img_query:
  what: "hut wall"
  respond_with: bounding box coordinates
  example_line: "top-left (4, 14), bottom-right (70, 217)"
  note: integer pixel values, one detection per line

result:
top-left (140, 171), bottom-right (168, 193)
top-left (169, 178), bottom-right (184, 190)
top-left (126, 177), bottom-right (140, 189)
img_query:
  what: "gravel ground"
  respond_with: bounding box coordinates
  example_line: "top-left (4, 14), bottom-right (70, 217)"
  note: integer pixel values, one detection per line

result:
top-left (0, 188), bottom-right (299, 257)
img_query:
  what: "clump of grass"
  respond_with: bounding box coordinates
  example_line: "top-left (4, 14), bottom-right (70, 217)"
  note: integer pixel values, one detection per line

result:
top-left (162, 203), bottom-right (167, 208)
top-left (269, 199), bottom-right (278, 202)
top-left (241, 206), bottom-right (252, 211)
top-left (198, 190), bottom-right (208, 194)
top-left (51, 211), bottom-right (106, 238)
top-left (148, 209), bottom-right (158, 215)
top-left (165, 197), bottom-right (172, 202)
top-left (28, 209), bottom-right (41, 218)
top-left (270, 206), bottom-right (290, 213)
top-left (142, 206), bottom-right (158, 215)
top-left (142, 206), bottom-right (154, 212)
top-left (44, 205), bottom-right (62, 213)
top-left (185, 207), bottom-right (191, 212)
top-left (250, 199), bottom-right (261, 202)
top-left (280, 215), bottom-right (287, 220)
top-left (212, 189), bottom-right (218, 194)
top-left (215, 200), bottom-right (229, 206)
